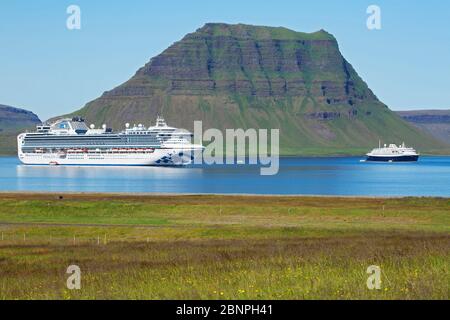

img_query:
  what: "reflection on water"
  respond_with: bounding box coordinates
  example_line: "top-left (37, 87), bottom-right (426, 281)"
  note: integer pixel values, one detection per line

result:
top-left (1, 156), bottom-right (450, 196)
top-left (15, 164), bottom-right (202, 193)
top-left (16, 164), bottom-right (198, 179)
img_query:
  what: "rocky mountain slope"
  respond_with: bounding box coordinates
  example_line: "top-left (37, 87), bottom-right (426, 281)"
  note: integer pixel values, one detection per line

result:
top-left (0, 104), bottom-right (41, 154)
top-left (63, 23), bottom-right (445, 155)
top-left (397, 110), bottom-right (450, 146)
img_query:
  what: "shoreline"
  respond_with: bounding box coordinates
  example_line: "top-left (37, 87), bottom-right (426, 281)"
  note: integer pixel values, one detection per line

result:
top-left (0, 191), bottom-right (448, 199)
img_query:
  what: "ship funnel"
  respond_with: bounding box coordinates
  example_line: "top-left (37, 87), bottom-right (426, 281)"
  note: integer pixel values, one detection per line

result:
top-left (156, 116), bottom-right (167, 127)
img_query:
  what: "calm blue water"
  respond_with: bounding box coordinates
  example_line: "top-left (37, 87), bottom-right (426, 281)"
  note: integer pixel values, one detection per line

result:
top-left (0, 156), bottom-right (449, 196)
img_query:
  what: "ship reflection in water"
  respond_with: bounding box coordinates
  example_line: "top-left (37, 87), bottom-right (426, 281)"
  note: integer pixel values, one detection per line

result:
top-left (16, 164), bottom-right (201, 193)
top-left (4, 156), bottom-right (450, 196)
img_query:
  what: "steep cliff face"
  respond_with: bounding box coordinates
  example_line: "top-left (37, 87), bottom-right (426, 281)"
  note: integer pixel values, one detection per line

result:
top-left (0, 104), bottom-right (41, 133)
top-left (397, 110), bottom-right (450, 146)
top-left (0, 104), bottom-right (41, 154)
top-left (67, 23), bottom-right (444, 154)
top-left (123, 24), bottom-right (373, 103)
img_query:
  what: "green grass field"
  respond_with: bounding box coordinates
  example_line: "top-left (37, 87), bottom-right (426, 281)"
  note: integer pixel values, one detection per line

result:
top-left (0, 194), bottom-right (448, 300)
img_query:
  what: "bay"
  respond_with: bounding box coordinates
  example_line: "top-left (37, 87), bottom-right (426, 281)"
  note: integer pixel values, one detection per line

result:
top-left (0, 156), bottom-right (449, 196)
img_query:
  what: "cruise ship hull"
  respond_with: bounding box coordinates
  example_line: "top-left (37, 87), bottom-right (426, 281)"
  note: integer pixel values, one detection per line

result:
top-left (366, 155), bottom-right (419, 162)
top-left (18, 149), bottom-right (196, 166)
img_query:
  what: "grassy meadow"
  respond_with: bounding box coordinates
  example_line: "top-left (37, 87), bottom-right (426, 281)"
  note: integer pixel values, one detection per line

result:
top-left (0, 193), bottom-right (448, 300)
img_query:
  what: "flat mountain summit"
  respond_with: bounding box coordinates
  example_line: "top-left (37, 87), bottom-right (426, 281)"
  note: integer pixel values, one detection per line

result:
top-left (0, 104), bottom-right (40, 132)
top-left (398, 109), bottom-right (450, 146)
top-left (66, 23), bottom-right (444, 154)
top-left (0, 104), bottom-right (41, 154)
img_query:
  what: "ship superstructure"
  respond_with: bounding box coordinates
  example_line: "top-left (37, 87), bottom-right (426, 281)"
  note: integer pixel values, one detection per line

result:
top-left (17, 116), bottom-right (203, 166)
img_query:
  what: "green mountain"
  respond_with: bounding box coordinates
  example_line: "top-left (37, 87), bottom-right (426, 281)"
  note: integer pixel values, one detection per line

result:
top-left (0, 104), bottom-right (41, 154)
top-left (64, 23), bottom-right (446, 155)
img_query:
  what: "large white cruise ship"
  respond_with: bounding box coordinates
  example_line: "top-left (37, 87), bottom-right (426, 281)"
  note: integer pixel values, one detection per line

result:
top-left (17, 116), bottom-right (204, 166)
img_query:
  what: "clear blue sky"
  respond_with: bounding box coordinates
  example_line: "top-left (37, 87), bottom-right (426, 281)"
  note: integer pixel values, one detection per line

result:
top-left (0, 0), bottom-right (449, 120)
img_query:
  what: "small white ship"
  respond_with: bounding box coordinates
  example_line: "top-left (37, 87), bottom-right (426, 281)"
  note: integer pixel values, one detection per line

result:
top-left (17, 116), bottom-right (204, 166)
top-left (366, 142), bottom-right (419, 162)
